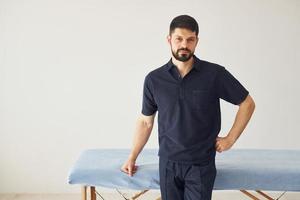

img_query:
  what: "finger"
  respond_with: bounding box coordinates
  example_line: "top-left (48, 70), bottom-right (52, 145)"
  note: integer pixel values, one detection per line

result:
top-left (219, 146), bottom-right (223, 152)
top-left (120, 165), bottom-right (126, 172)
top-left (216, 145), bottom-right (222, 152)
top-left (128, 166), bottom-right (133, 176)
top-left (121, 167), bottom-right (128, 174)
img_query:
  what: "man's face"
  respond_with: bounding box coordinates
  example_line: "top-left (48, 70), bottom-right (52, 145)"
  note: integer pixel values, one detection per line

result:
top-left (168, 28), bottom-right (198, 62)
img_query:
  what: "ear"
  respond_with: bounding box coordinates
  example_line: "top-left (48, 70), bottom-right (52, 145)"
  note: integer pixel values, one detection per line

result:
top-left (167, 35), bottom-right (171, 44)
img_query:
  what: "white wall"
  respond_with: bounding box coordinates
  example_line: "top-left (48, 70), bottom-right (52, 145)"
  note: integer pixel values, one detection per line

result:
top-left (0, 0), bottom-right (299, 193)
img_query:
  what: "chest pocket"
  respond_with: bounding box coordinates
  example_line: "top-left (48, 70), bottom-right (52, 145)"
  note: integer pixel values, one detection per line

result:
top-left (192, 90), bottom-right (211, 110)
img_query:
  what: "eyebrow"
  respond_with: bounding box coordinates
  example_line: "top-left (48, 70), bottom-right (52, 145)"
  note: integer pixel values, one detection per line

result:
top-left (174, 35), bottom-right (197, 39)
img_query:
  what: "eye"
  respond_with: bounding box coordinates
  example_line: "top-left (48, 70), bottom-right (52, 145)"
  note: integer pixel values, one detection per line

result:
top-left (175, 38), bottom-right (182, 41)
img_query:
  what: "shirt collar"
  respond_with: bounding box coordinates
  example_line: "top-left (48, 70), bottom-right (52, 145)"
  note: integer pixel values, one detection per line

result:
top-left (166, 55), bottom-right (201, 71)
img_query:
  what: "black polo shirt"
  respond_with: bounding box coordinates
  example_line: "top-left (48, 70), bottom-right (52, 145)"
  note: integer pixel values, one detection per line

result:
top-left (142, 55), bottom-right (249, 164)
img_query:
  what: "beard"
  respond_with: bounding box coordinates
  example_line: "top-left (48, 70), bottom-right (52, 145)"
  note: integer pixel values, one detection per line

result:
top-left (172, 48), bottom-right (194, 62)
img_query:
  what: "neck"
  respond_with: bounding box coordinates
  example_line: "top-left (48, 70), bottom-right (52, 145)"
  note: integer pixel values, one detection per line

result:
top-left (172, 56), bottom-right (194, 77)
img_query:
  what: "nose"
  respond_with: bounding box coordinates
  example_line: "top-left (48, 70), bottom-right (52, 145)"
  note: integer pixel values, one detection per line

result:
top-left (181, 40), bottom-right (188, 48)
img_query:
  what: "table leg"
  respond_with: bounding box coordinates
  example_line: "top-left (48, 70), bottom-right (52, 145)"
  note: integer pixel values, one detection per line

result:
top-left (240, 190), bottom-right (260, 200)
top-left (91, 186), bottom-right (96, 200)
top-left (256, 190), bottom-right (275, 200)
top-left (82, 186), bottom-right (87, 200)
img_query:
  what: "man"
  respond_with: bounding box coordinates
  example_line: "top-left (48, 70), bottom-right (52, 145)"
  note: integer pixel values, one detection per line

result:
top-left (121, 15), bottom-right (255, 200)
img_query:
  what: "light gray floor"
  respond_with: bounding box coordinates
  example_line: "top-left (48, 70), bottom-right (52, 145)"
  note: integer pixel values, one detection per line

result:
top-left (0, 191), bottom-right (300, 200)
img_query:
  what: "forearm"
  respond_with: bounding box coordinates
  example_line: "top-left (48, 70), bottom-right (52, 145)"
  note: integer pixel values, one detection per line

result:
top-left (227, 95), bottom-right (255, 142)
top-left (128, 118), bottom-right (153, 161)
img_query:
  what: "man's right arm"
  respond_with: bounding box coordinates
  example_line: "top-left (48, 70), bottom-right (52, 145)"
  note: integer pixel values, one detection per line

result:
top-left (121, 113), bottom-right (156, 176)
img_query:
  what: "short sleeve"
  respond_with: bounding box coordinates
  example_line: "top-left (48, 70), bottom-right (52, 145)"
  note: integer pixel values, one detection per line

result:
top-left (216, 67), bottom-right (249, 105)
top-left (141, 74), bottom-right (158, 116)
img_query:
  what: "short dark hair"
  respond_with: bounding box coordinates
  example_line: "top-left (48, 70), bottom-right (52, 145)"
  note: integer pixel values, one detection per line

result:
top-left (169, 15), bottom-right (199, 36)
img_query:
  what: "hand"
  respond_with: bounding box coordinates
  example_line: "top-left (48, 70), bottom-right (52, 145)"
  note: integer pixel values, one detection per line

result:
top-left (215, 136), bottom-right (235, 153)
top-left (121, 158), bottom-right (138, 176)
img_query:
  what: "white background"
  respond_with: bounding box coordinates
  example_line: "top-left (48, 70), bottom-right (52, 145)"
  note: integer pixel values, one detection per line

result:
top-left (0, 0), bottom-right (299, 193)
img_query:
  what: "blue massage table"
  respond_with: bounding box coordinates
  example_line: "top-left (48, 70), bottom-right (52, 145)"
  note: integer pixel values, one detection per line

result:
top-left (68, 149), bottom-right (300, 200)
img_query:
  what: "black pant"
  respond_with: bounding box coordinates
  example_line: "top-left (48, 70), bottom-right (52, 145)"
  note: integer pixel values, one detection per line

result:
top-left (159, 157), bottom-right (216, 200)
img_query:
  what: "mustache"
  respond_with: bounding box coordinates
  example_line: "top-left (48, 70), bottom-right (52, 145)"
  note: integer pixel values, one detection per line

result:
top-left (178, 48), bottom-right (191, 53)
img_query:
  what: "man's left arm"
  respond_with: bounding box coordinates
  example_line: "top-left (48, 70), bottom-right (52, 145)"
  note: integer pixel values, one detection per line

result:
top-left (215, 94), bottom-right (255, 153)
